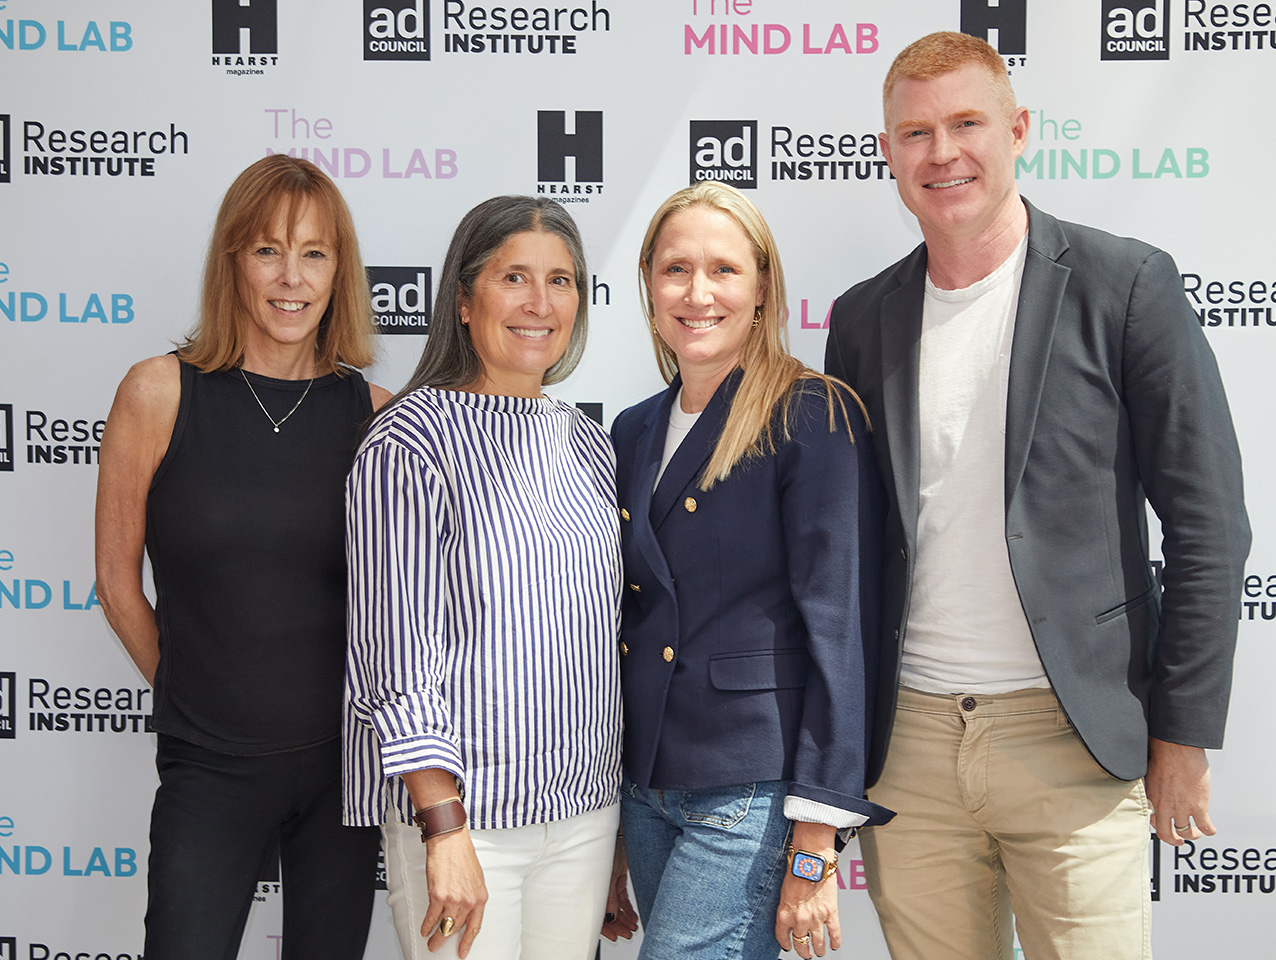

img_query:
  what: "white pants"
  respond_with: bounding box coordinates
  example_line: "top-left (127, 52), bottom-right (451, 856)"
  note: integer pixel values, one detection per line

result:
top-left (382, 803), bottom-right (620, 960)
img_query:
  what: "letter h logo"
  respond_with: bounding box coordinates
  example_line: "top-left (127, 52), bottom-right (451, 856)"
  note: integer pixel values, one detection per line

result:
top-left (960, 0), bottom-right (1028, 55)
top-left (212, 0), bottom-right (279, 54)
top-left (538, 111), bottom-right (603, 183)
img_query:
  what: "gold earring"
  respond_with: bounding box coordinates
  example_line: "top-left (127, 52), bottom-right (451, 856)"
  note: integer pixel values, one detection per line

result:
top-left (752, 305), bottom-right (763, 330)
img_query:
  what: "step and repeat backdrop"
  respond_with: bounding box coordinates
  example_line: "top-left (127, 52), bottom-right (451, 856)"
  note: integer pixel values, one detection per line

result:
top-left (2, 1), bottom-right (1273, 957)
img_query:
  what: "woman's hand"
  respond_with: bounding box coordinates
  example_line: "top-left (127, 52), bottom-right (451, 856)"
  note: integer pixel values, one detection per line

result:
top-left (775, 823), bottom-right (840, 958)
top-left (420, 828), bottom-right (487, 957)
top-left (601, 835), bottom-right (639, 941)
top-left (402, 769), bottom-right (487, 957)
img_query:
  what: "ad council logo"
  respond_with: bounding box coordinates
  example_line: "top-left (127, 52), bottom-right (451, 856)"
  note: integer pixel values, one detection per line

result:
top-left (211, 0), bottom-right (278, 72)
top-left (368, 267), bottom-right (432, 334)
top-left (0, 405), bottom-right (13, 472)
top-left (365, 0), bottom-right (430, 60)
top-left (690, 121), bottom-right (758, 189)
top-left (960, 0), bottom-right (1027, 56)
top-left (0, 672), bottom-right (15, 739)
top-left (0, 115), bottom-right (9, 184)
top-left (1101, 0), bottom-right (1170, 59)
top-left (537, 110), bottom-right (603, 204)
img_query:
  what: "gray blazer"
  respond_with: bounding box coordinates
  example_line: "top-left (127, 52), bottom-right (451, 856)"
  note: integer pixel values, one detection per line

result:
top-left (826, 199), bottom-right (1250, 784)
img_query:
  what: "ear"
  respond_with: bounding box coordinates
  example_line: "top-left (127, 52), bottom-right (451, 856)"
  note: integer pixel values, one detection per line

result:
top-left (879, 132), bottom-right (894, 173)
top-left (1010, 106), bottom-right (1030, 159)
top-left (755, 274), bottom-right (767, 307)
top-left (457, 282), bottom-right (470, 324)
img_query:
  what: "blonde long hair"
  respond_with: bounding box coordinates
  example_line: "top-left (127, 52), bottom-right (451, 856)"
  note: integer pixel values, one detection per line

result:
top-left (638, 182), bottom-right (868, 490)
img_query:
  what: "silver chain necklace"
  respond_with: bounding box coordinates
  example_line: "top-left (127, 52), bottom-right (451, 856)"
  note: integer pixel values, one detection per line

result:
top-left (239, 368), bottom-right (315, 433)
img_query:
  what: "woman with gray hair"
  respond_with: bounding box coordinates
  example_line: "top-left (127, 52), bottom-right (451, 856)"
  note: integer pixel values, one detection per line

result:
top-left (344, 196), bottom-right (623, 960)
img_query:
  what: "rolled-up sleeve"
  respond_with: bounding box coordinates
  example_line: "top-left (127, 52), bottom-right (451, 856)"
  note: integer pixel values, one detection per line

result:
top-left (346, 437), bottom-right (465, 787)
top-left (779, 388), bottom-right (893, 827)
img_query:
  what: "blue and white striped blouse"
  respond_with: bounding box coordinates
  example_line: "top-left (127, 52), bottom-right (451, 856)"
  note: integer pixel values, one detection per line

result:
top-left (342, 387), bottom-right (622, 829)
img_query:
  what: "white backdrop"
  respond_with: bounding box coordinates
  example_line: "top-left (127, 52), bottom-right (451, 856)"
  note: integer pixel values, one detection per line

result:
top-left (2, 1), bottom-right (1273, 957)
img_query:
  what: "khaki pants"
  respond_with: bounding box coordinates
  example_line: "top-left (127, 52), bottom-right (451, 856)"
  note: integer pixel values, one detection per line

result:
top-left (860, 686), bottom-right (1151, 960)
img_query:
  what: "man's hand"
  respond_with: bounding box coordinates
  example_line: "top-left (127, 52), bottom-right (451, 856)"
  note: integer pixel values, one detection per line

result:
top-left (1146, 738), bottom-right (1214, 846)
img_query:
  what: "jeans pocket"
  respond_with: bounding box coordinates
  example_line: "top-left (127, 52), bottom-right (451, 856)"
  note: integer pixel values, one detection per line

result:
top-left (679, 782), bottom-right (757, 828)
top-left (619, 772), bottom-right (637, 800)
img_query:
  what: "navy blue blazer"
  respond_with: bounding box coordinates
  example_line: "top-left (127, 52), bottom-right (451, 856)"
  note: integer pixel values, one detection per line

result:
top-left (611, 370), bottom-right (892, 823)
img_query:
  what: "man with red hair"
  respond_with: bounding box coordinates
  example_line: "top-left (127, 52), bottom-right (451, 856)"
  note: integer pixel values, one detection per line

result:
top-left (826, 31), bottom-right (1248, 960)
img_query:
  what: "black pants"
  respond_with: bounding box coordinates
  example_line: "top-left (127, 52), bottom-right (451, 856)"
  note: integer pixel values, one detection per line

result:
top-left (143, 734), bottom-right (380, 960)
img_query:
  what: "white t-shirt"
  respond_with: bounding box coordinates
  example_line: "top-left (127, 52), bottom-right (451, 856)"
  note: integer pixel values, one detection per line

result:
top-left (654, 387), bottom-right (701, 489)
top-left (901, 235), bottom-right (1050, 694)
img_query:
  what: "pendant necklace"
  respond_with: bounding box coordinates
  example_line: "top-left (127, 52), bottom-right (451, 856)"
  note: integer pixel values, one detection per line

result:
top-left (240, 367), bottom-right (315, 433)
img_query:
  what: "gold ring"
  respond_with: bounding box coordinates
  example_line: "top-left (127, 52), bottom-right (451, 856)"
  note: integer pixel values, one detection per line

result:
top-left (794, 934), bottom-right (812, 944)
top-left (440, 917), bottom-right (456, 938)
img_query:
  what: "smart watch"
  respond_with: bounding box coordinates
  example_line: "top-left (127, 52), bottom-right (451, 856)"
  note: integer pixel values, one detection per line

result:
top-left (787, 843), bottom-right (838, 883)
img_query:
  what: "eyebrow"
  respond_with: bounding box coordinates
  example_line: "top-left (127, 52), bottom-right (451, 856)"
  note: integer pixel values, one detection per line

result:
top-left (892, 109), bottom-right (984, 134)
top-left (500, 263), bottom-right (574, 275)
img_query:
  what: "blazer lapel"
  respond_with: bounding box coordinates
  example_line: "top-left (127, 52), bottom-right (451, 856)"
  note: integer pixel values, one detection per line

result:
top-left (1005, 201), bottom-right (1071, 509)
top-left (628, 382), bottom-right (679, 589)
top-left (879, 248), bottom-right (926, 545)
top-left (650, 369), bottom-right (738, 531)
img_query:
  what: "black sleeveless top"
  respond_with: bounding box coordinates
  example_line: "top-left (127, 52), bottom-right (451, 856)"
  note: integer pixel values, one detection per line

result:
top-left (146, 360), bottom-right (373, 755)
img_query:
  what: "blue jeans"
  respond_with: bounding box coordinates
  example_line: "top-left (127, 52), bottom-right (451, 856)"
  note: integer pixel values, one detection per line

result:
top-left (621, 776), bottom-right (791, 960)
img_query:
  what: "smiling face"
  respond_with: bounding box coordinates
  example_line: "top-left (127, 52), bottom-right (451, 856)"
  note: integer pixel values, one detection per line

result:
top-left (881, 62), bottom-right (1029, 246)
top-left (646, 204), bottom-right (765, 386)
top-left (460, 230), bottom-right (579, 397)
top-left (235, 199), bottom-right (337, 365)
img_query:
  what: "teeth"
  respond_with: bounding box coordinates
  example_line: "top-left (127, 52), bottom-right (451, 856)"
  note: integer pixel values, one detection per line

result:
top-left (925, 177), bottom-right (975, 189)
top-left (680, 317), bottom-right (721, 329)
top-left (271, 300), bottom-right (306, 312)
top-left (511, 328), bottom-right (551, 339)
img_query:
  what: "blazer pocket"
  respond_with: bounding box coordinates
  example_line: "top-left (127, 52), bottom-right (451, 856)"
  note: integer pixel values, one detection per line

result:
top-left (1094, 584), bottom-right (1158, 625)
top-left (709, 649), bottom-right (810, 692)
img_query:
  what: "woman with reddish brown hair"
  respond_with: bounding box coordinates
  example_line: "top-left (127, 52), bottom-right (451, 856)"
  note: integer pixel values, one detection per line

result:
top-left (96, 154), bottom-right (389, 960)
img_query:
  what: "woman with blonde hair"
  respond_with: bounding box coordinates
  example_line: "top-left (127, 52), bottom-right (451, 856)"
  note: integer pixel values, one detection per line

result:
top-left (608, 182), bottom-right (892, 959)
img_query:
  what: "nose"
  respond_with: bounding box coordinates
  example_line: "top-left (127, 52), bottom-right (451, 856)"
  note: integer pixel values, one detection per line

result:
top-left (279, 252), bottom-right (303, 287)
top-left (686, 269), bottom-right (713, 306)
top-left (927, 128), bottom-right (960, 166)
top-left (524, 281), bottom-right (552, 316)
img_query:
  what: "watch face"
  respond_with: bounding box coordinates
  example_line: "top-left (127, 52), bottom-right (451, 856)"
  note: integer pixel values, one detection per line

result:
top-left (791, 852), bottom-right (826, 881)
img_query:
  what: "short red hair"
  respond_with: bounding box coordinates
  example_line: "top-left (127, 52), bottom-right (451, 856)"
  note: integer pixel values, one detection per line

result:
top-left (883, 31), bottom-right (1016, 126)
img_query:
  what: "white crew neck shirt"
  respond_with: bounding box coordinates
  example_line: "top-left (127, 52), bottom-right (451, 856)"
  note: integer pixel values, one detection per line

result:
top-left (902, 234), bottom-right (1050, 694)
top-left (654, 387), bottom-right (702, 489)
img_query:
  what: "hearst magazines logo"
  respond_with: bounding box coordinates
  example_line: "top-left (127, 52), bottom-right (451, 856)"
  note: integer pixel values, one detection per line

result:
top-left (0, 672), bottom-right (15, 739)
top-left (690, 121), bottom-right (758, 189)
top-left (537, 110), bottom-right (603, 204)
top-left (365, 0), bottom-right (430, 60)
top-left (211, 0), bottom-right (278, 74)
top-left (961, 0), bottom-right (1027, 56)
top-left (369, 266), bottom-right (433, 334)
top-left (1101, 0), bottom-right (1170, 59)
